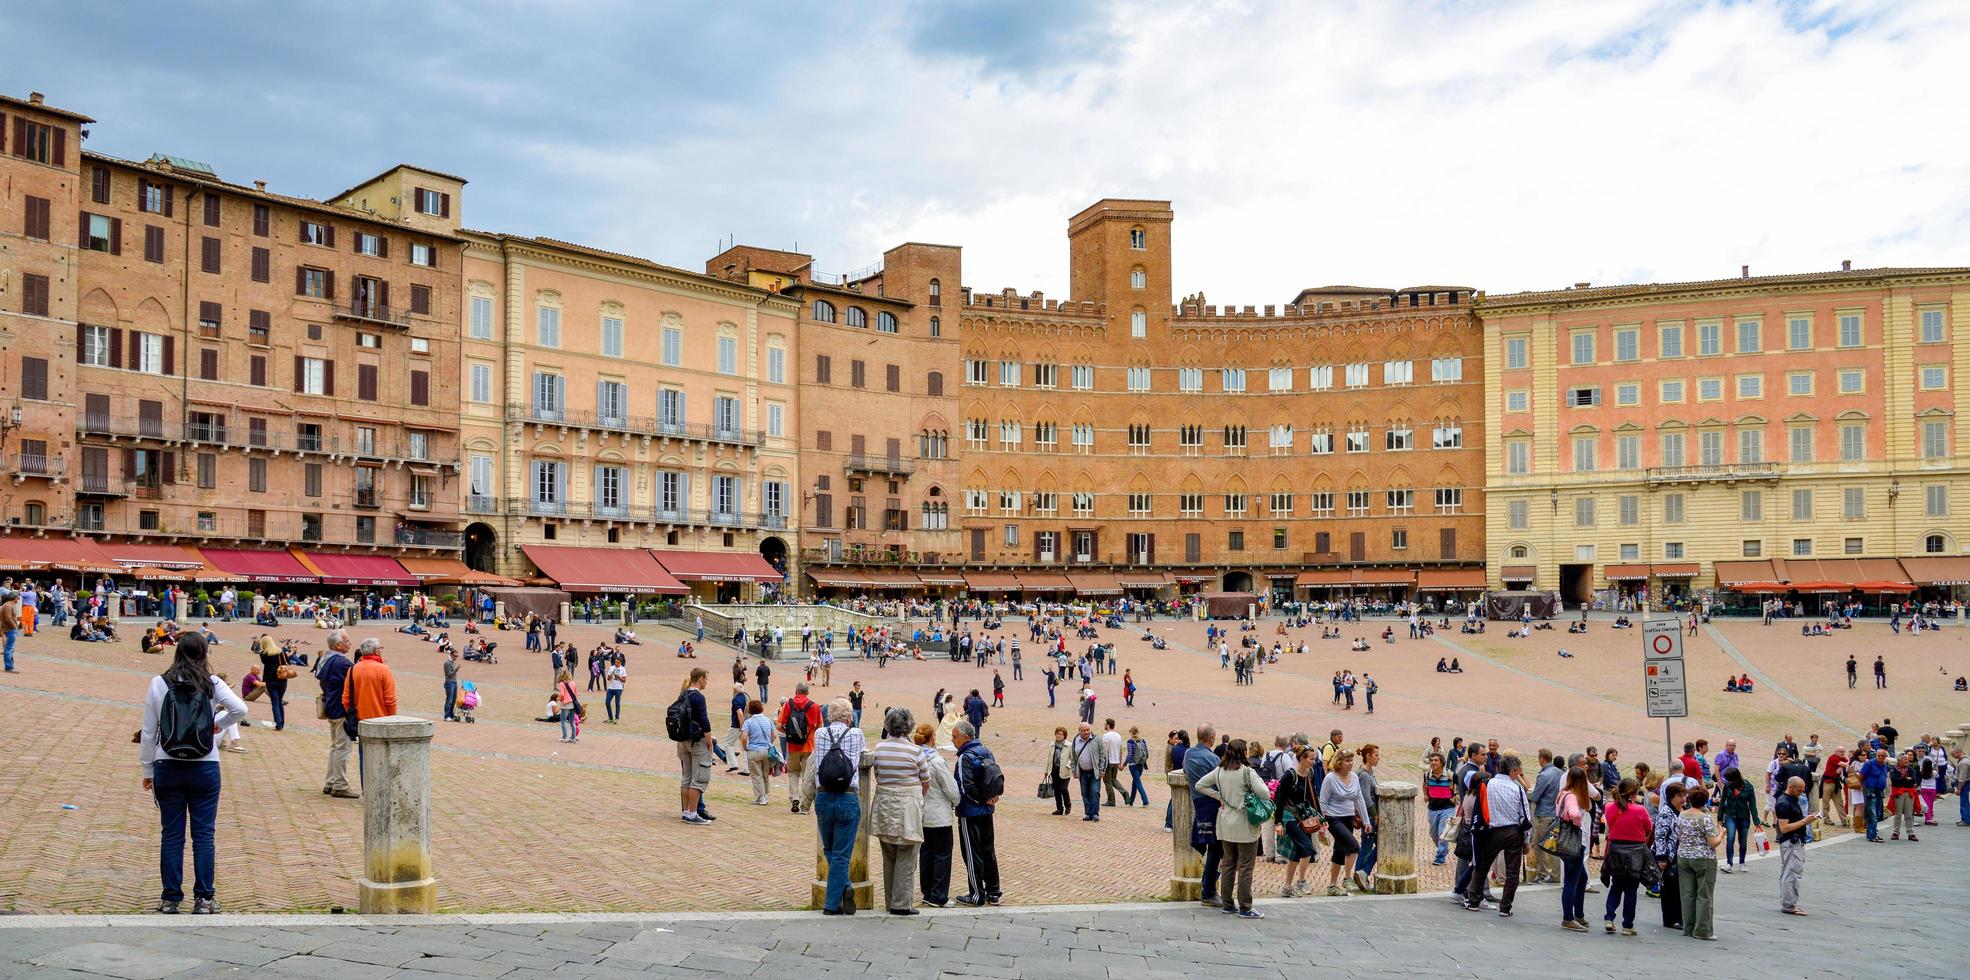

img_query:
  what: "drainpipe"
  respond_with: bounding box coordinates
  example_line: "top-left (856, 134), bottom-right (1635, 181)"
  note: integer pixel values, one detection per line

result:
top-left (178, 184), bottom-right (196, 482)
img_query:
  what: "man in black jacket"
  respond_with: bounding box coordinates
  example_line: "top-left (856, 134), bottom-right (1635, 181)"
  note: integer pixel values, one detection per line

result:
top-left (314, 629), bottom-right (358, 799)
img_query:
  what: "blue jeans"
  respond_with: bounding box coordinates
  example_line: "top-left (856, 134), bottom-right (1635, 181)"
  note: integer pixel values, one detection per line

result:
top-left (1560, 851), bottom-right (1587, 921)
top-left (605, 689), bottom-right (622, 721)
top-left (153, 760), bottom-right (221, 902)
top-left (2, 628), bottom-right (15, 670)
top-left (1722, 815), bottom-right (1750, 865)
top-left (1603, 876), bottom-right (1638, 927)
top-left (814, 791), bottom-right (861, 911)
top-left (1047, 686), bottom-right (1055, 707)
top-left (1958, 784), bottom-right (1970, 824)
top-left (1428, 807), bottom-right (1453, 863)
top-left (443, 679), bottom-right (458, 720)
top-left (1865, 789), bottom-right (1885, 838)
top-left (1126, 765), bottom-right (1148, 805)
top-left (265, 679), bottom-right (287, 730)
top-left (559, 707), bottom-right (578, 740)
top-left (1356, 830), bottom-right (1379, 876)
top-left (1079, 770), bottom-right (1102, 818)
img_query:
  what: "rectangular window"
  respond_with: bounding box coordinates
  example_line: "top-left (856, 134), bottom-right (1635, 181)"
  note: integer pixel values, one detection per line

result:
top-left (1128, 367), bottom-right (1150, 391)
top-left (20, 274), bottom-right (49, 317)
top-left (849, 360), bottom-right (866, 388)
top-left (1924, 483), bottom-right (1948, 518)
top-left (1918, 308), bottom-right (1946, 343)
top-left (536, 306), bottom-right (560, 347)
top-left (1697, 321), bottom-right (1721, 356)
top-left (1844, 537), bottom-right (1864, 555)
top-left (1346, 427), bottom-right (1369, 454)
top-left (1379, 361), bottom-right (1410, 385)
top-left (1617, 434), bottom-right (1639, 470)
top-left (1737, 374), bottom-right (1762, 399)
top-left (1659, 323), bottom-right (1684, 358)
top-left (1791, 488), bottom-right (1813, 520)
top-left (1222, 367), bottom-right (1247, 391)
top-left (767, 402), bottom-right (785, 437)
top-left (1574, 497), bottom-right (1595, 527)
top-left (1660, 431), bottom-right (1685, 467)
top-left (1177, 367), bottom-right (1202, 392)
top-left (1431, 356), bottom-right (1464, 382)
top-left (1697, 378), bottom-right (1723, 401)
top-left (659, 389), bottom-right (685, 427)
top-left (1432, 424), bottom-right (1463, 450)
top-left (465, 362), bottom-right (491, 404)
top-left (1736, 318), bottom-right (1761, 353)
top-left (1742, 539), bottom-right (1762, 557)
top-left (1434, 487), bottom-right (1463, 514)
top-left (1346, 491), bottom-right (1370, 515)
top-left (354, 232), bottom-right (383, 257)
top-left (1788, 316), bottom-right (1811, 350)
top-left (1699, 430), bottom-right (1724, 466)
top-left (1738, 428), bottom-right (1763, 464)
top-left (1843, 487), bottom-right (1865, 520)
top-left (596, 380), bottom-right (627, 424)
top-left (1386, 427), bottom-right (1412, 451)
top-left (714, 395), bottom-right (740, 436)
top-left (1793, 538), bottom-right (1813, 556)
top-left (1070, 364), bottom-right (1094, 389)
top-left (1620, 543), bottom-right (1639, 560)
top-left (299, 220), bottom-right (329, 245)
top-left (298, 267), bottom-right (329, 298)
top-left (1837, 313), bottom-right (1862, 348)
top-left (1310, 492), bottom-right (1335, 517)
top-left (1615, 383), bottom-right (1639, 406)
top-left (1921, 420), bottom-right (1948, 459)
top-left (1919, 366), bottom-right (1947, 390)
top-left (1572, 436), bottom-right (1596, 471)
top-left (1507, 499), bottom-right (1528, 529)
top-left (1506, 440), bottom-right (1530, 474)
top-left (1741, 489), bottom-right (1763, 521)
top-left (196, 453), bottom-right (216, 489)
top-left (1307, 364), bottom-right (1333, 390)
top-left (1504, 336), bottom-right (1528, 369)
top-left (1664, 493), bottom-right (1685, 524)
top-left (598, 316), bottom-right (623, 358)
top-left (717, 336), bottom-right (738, 374)
top-left (409, 243), bottom-right (436, 267)
top-left (1344, 363), bottom-right (1369, 387)
top-left (662, 327), bottom-right (683, 366)
top-left (1614, 328), bottom-right (1639, 362)
top-left (1618, 494), bottom-right (1639, 526)
top-left (1789, 426), bottom-right (1814, 462)
top-left (1837, 369), bottom-right (1863, 394)
top-left (1268, 366), bottom-right (1293, 391)
top-left (1570, 331), bottom-right (1595, 365)
top-left (767, 347), bottom-right (786, 384)
top-left (1786, 371), bottom-right (1813, 396)
top-left (1665, 542), bottom-right (1685, 559)
top-left (1505, 390), bottom-right (1528, 413)
top-left (135, 333), bottom-right (166, 374)
top-left (1566, 386), bottom-right (1600, 407)
top-left (997, 360), bottom-right (1021, 387)
top-left (467, 295), bottom-right (494, 339)
top-left (1840, 424), bottom-right (1865, 461)
top-left (1308, 430), bottom-right (1334, 454)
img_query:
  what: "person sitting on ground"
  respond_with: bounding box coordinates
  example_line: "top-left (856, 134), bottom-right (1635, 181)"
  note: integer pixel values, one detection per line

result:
top-left (614, 626), bottom-right (639, 645)
top-left (1612, 616), bottom-right (1633, 629)
top-left (198, 623), bottom-right (221, 646)
top-left (1436, 657), bottom-right (1449, 673)
top-left (1736, 673), bottom-right (1753, 692)
top-left (255, 607), bottom-right (280, 627)
top-left (1953, 676), bottom-right (1966, 691)
top-left (1448, 658), bottom-right (1463, 673)
top-left (1567, 620), bottom-right (1588, 634)
top-left (1725, 675), bottom-right (1740, 692)
top-left (1558, 648), bottom-right (1574, 658)
top-left (1351, 637), bottom-right (1370, 652)
top-left (397, 620), bottom-right (428, 636)
top-left (1379, 626), bottom-right (1394, 643)
top-left (435, 633), bottom-right (454, 656)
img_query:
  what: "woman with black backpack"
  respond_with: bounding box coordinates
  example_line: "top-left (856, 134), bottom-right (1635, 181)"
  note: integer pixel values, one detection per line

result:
top-left (139, 633), bottom-right (248, 914)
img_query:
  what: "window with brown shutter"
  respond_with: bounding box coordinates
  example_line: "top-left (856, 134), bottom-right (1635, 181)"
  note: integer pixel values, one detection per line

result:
top-left (91, 166), bottom-right (111, 204)
top-left (850, 360), bottom-right (865, 388)
top-left (197, 453), bottom-right (216, 489)
top-left (410, 370), bottom-right (429, 406)
top-left (885, 437), bottom-right (901, 462)
top-left (814, 494), bottom-right (833, 528)
top-left (249, 457), bottom-right (267, 492)
top-left (22, 196), bottom-right (50, 240)
top-left (252, 203), bottom-right (269, 236)
top-left (1439, 527), bottom-right (1456, 559)
top-left (199, 349), bottom-right (219, 381)
top-left (1349, 532), bottom-right (1366, 562)
top-left (970, 528), bottom-right (986, 560)
top-left (815, 354), bottom-right (831, 383)
top-left (251, 246), bottom-right (269, 282)
top-left (250, 355), bottom-right (267, 387)
top-left (200, 237), bottom-right (220, 273)
top-left (249, 310), bottom-right (270, 344)
top-left (203, 194), bottom-right (220, 227)
top-left (816, 430), bottom-right (832, 451)
top-left (357, 364), bottom-right (379, 401)
top-left (927, 371), bottom-right (943, 396)
top-left (1314, 531), bottom-right (1330, 554)
top-left (850, 435), bottom-right (866, 456)
top-left (20, 357), bottom-right (47, 401)
top-left (886, 364), bottom-right (900, 392)
top-left (247, 417), bottom-right (267, 447)
top-left (409, 284), bottom-right (430, 314)
top-left (21, 274), bottom-right (48, 316)
top-left (144, 226), bottom-right (165, 263)
top-left (197, 301), bottom-right (222, 337)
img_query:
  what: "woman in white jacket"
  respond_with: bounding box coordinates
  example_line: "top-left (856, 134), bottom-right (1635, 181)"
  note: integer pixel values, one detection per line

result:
top-left (1196, 738), bottom-right (1268, 919)
top-left (914, 722), bottom-right (960, 907)
top-left (139, 634), bottom-right (248, 914)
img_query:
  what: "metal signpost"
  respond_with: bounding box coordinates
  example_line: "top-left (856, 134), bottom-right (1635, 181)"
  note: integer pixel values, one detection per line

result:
top-left (1643, 618), bottom-right (1687, 767)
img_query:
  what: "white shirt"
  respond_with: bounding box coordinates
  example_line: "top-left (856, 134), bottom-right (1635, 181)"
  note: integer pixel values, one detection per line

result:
top-left (140, 674), bottom-right (249, 777)
top-left (606, 664), bottom-right (626, 691)
top-left (1100, 730), bottom-right (1124, 768)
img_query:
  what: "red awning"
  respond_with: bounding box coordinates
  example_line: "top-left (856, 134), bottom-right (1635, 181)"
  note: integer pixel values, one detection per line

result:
top-left (1295, 569), bottom-right (1353, 586)
top-left (103, 542), bottom-right (208, 569)
top-left (520, 545), bottom-right (688, 594)
top-left (1899, 556), bottom-right (1970, 587)
top-left (1713, 560), bottom-right (1777, 586)
top-left (397, 557), bottom-right (471, 579)
top-left (299, 552), bottom-right (418, 587)
top-left (1499, 565), bottom-right (1536, 582)
top-left (1018, 572), bottom-right (1074, 590)
top-left (0, 535), bottom-right (120, 572)
top-left (807, 569), bottom-right (873, 589)
top-left (964, 572), bottom-right (1023, 592)
top-left (1066, 573), bottom-right (1124, 595)
top-left (1417, 568), bottom-right (1487, 590)
top-left (1354, 568), bottom-right (1417, 587)
top-left (1603, 563), bottom-right (1651, 582)
top-left (649, 550), bottom-right (784, 583)
top-left (199, 547), bottom-right (319, 584)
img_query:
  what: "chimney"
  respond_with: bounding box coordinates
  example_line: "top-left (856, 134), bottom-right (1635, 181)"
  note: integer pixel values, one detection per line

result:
top-left (1573, 281), bottom-right (1591, 289)
top-left (27, 91), bottom-right (44, 105)
top-left (1841, 259), bottom-right (1852, 272)
top-left (253, 180), bottom-right (267, 192)
top-left (1741, 265), bottom-right (1749, 278)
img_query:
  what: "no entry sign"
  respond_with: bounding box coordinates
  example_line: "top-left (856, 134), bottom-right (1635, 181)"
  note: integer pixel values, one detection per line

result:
top-left (1643, 618), bottom-right (1682, 661)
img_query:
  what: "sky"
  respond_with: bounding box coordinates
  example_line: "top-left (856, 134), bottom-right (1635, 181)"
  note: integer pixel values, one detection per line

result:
top-left (9, 0), bottom-right (1968, 302)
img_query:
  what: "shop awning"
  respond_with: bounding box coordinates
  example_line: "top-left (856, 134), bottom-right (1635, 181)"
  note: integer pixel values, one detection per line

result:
top-left (862, 571), bottom-right (923, 590)
top-left (1500, 565), bottom-right (1536, 582)
top-left (1117, 572), bottom-right (1171, 588)
top-left (1898, 556), bottom-right (1970, 587)
top-left (1651, 563), bottom-right (1700, 578)
top-left (1018, 572), bottom-right (1074, 591)
top-left (1417, 568), bottom-right (1487, 590)
top-left (1066, 573), bottom-right (1124, 595)
top-left (1713, 560), bottom-right (1777, 586)
top-left (104, 543), bottom-right (208, 569)
top-left (1602, 564), bottom-right (1651, 581)
top-left (1295, 569), bottom-right (1353, 586)
top-left (520, 545), bottom-right (688, 594)
top-left (807, 569), bottom-right (874, 589)
top-left (914, 571), bottom-right (966, 586)
top-left (296, 551), bottom-right (419, 587)
top-left (199, 547), bottom-right (319, 584)
top-left (0, 535), bottom-right (121, 573)
top-left (964, 572), bottom-right (1023, 592)
top-left (397, 556), bottom-right (472, 579)
top-left (1355, 568), bottom-right (1417, 587)
top-left (1852, 558), bottom-right (1912, 584)
top-left (649, 550), bottom-right (783, 583)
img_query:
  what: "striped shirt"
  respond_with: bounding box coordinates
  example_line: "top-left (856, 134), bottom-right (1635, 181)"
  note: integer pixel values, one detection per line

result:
top-left (872, 736), bottom-right (928, 788)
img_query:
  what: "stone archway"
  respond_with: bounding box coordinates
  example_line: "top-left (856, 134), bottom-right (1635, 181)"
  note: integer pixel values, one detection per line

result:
top-left (464, 522), bottom-right (499, 572)
top-left (1222, 570), bottom-right (1254, 593)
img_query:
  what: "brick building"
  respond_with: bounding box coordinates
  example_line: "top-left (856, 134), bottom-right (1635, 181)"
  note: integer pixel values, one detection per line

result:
top-left (1480, 266), bottom-right (1970, 606)
top-left (0, 90), bottom-right (466, 571)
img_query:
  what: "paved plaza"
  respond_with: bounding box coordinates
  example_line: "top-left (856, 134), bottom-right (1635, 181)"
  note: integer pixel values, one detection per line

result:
top-left (0, 611), bottom-right (1961, 915)
top-left (2, 823), bottom-right (1963, 978)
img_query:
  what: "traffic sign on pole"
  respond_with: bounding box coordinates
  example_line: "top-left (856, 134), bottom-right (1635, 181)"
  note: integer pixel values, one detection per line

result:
top-left (1643, 618), bottom-right (1682, 661)
top-left (1645, 657), bottom-right (1688, 719)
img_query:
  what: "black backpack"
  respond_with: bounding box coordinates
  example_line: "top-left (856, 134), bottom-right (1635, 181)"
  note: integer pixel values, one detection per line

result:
top-left (158, 678), bottom-right (215, 760)
top-left (816, 725), bottom-right (854, 793)
top-left (963, 749), bottom-right (1006, 802)
top-left (664, 691), bottom-right (695, 742)
top-left (783, 701), bottom-right (812, 745)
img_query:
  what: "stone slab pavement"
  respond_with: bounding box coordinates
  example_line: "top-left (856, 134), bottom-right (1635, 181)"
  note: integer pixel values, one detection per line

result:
top-left (3, 827), bottom-right (1962, 978)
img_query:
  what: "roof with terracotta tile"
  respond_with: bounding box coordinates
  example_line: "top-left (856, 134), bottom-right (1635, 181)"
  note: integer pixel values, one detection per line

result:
top-left (328, 163), bottom-right (470, 204)
top-left (1479, 267), bottom-right (1970, 310)
top-left (0, 93), bottom-right (93, 122)
top-left (82, 150), bottom-right (465, 241)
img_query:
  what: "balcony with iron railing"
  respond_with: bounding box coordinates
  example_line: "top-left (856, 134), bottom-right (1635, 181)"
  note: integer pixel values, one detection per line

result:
top-left (354, 487), bottom-right (380, 508)
top-left (333, 299), bottom-right (415, 327)
top-left (1643, 462), bottom-right (1782, 485)
top-left (3, 454), bottom-right (66, 480)
top-left (507, 497), bottom-right (786, 529)
top-left (507, 403), bottom-right (765, 448)
top-left (464, 494), bottom-right (503, 515)
top-left (844, 454), bottom-right (915, 476)
top-left (395, 526), bottom-right (464, 548)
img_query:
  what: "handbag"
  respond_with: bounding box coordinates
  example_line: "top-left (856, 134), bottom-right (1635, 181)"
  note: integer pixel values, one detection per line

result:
top-left (314, 693), bottom-right (329, 720)
top-left (1038, 780), bottom-right (1054, 799)
top-left (276, 665), bottom-right (298, 681)
top-left (1244, 787), bottom-right (1275, 825)
top-left (1539, 818), bottom-right (1584, 858)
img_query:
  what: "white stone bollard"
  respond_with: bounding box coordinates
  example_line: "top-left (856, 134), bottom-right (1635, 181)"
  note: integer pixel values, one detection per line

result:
top-left (1373, 780), bottom-right (1419, 894)
top-left (357, 715), bottom-right (438, 913)
top-left (1168, 770), bottom-right (1202, 900)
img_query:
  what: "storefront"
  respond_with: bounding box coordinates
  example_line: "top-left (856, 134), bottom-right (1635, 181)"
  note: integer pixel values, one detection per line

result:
top-left (649, 550), bottom-right (784, 603)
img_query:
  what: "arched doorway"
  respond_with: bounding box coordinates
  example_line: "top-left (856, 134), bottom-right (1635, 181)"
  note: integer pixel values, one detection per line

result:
top-left (1222, 571), bottom-right (1253, 593)
top-left (759, 535), bottom-right (788, 575)
top-left (464, 522), bottom-right (499, 572)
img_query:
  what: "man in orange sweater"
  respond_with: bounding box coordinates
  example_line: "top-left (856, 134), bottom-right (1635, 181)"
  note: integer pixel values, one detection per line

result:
top-left (341, 638), bottom-right (398, 788)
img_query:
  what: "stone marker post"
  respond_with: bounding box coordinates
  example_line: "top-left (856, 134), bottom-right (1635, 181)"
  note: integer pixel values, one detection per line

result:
top-left (1168, 770), bottom-right (1202, 900)
top-left (357, 715), bottom-right (438, 914)
top-left (1372, 780), bottom-right (1419, 894)
top-left (811, 752), bottom-right (876, 910)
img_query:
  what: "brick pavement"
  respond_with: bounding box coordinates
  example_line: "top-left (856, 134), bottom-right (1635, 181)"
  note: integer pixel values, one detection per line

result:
top-left (1, 826), bottom-right (1962, 978)
top-left (1, 613), bottom-right (1933, 914)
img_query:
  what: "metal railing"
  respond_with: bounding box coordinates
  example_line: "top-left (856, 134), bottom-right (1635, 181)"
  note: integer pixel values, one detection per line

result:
top-left (1644, 462), bottom-right (1782, 484)
top-left (507, 403), bottom-right (765, 447)
top-left (508, 498), bottom-right (786, 529)
top-left (464, 494), bottom-right (502, 515)
top-left (354, 487), bottom-right (380, 508)
top-left (333, 300), bottom-right (414, 327)
top-left (844, 454), bottom-right (915, 475)
top-left (395, 527), bottom-right (464, 548)
top-left (4, 454), bottom-right (65, 478)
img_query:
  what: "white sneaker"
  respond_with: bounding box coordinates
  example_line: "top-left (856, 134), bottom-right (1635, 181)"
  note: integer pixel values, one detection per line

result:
top-left (682, 813), bottom-right (709, 825)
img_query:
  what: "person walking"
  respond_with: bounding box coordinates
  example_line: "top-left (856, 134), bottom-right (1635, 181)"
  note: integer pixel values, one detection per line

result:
top-left (1100, 718), bottom-right (1125, 808)
top-left (1195, 738), bottom-right (1267, 919)
top-left (140, 634), bottom-right (249, 914)
top-left (1888, 751), bottom-right (1921, 840)
top-left (952, 721), bottom-right (1003, 906)
top-left (1715, 767), bottom-right (1761, 873)
top-left (340, 639), bottom-right (397, 791)
top-left (1072, 722), bottom-right (1103, 821)
top-left (915, 723), bottom-right (959, 906)
top-left (1274, 745), bottom-right (1321, 896)
top-left (1322, 748), bottom-right (1370, 897)
top-left (254, 634), bottom-right (290, 732)
top-left (964, 688), bottom-right (989, 731)
top-left (991, 670), bottom-right (1004, 708)
top-left (1047, 727), bottom-right (1074, 815)
top-left (1465, 753), bottom-right (1530, 916)
top-left (442, 649), bottom-right (461, 722)
top-left (870, 707), bottom-right (927, 915)
top-left (672, 668), bottom-right (714, 825)
top-left (1953, 748), bottom-right (1970, 827)
top-left (313, 630), bottom-right (358, 798)
top-left (1555, 766), bottom-right (1593, 931)
top-left (1353, 743), bottom-right (1383, 890)
top-left (1123, 726), bottom-right (1150, 806)
top-left (1424, 752), bottom-right (1455, 865)
top-left (778, 683), bottom-right (821, 815)
top-left (809, 699), bottom-right (867, 914)
top-left (554, 669), bottom-right (582, 743)
top-left (1860, 749), bottom-right (1890, 841)
top-left (755, 658), bottom-right (771, 705)
top-left (1600, 777), bottom-right (1653, 935)
top-left (1773, 775), bottom-right (1816, 915)
top-left (742, 699), bottom-right (774, 805)
top-left (1675, 786), bottom-right (1724, 940)
top-left (604, 657), bottom-right (627, 724)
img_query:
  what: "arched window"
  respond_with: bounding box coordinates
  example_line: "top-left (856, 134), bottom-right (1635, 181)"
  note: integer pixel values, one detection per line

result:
top-left (1129, 308), bottom-right (1147, 338)
top-left (1131, 266), bottom-right (1146, 289)
top-left (1509, 545), bottom-right (1528, 559)
top-left (876, 311), bottom-right (898, 333)
top-left (1927, 533), bottom-right (1947, 554)
top-left (845, 306), bottom-right (868, 328)
top-left (812, 300), bottom-right (836, 323)
top-left (929, 316), bottom-right (941, 337)
top-left (928, 279), bottom-right (942, 307)
top-left (1129, 227), bottom-right (1147, 250)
